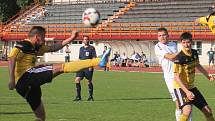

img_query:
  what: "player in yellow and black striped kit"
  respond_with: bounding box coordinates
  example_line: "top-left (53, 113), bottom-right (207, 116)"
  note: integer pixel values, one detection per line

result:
top-left (173, 32), bottom-right (215, 121)
top-left (8, 26), bottom-right (111, 121)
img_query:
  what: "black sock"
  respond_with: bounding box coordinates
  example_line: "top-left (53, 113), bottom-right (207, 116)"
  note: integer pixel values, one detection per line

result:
top-left (76, 83), bottom-right (81, 98)
top-left (88, 83), bottom-right (93, 97)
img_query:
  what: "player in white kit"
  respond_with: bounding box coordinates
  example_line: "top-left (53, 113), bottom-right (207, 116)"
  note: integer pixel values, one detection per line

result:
top-left (154, 28), bottom-right (192, 121)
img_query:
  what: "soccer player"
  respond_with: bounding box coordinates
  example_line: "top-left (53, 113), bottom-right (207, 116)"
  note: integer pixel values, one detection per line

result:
top-left (8, 26), bottom-right (111, 121)
top-left (73, 35), bottom-right (96, 101)
top-left (195, 12), bottom-right (215, 34)
top-left (154, 28), bottom-right (192, 121)
top-left (173, 32), bottom-right (215, 121)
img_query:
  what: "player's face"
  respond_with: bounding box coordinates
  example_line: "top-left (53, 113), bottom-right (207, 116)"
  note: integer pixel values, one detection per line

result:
top-left (35, 33), bottom-right (45, 47)
top-left (83, 36), bottom-right (89, 45)
top-left (181, 39), bottom-right (192, 50)
top-left (158, 31), bottom-right (169, 44)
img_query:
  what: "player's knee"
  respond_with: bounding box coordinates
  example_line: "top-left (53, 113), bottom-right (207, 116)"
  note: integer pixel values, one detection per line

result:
top-left (202, 106), bottom-right (213, 117)
top-left (75, 79), bottom-right (81, 83)
top-left (182, 105), bottom-right (192, 116)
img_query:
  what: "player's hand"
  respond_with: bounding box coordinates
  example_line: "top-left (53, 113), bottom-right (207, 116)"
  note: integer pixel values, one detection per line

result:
top-left (186, 91), bottom-right (195, 101)
top-left (71, 30), bottom-right (79, 38)
top-left (194, 18), bottom-right (200, 24)
top-left (8, 81), bottom-right (15, 90)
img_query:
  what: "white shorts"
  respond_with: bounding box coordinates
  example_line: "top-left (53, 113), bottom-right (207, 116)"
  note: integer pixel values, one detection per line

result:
top-left (164, 77), bottom-right (177, 101)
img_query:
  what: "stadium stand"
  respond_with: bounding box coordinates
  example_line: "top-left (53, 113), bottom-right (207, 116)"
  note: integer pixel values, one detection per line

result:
top-left (2, 0), bottom-right (215, 41)
top-left (1, 0), bottom-right (215, 66)
top-left (1, 0), bottom-right (215, 64)
top-left (106, 0), bottom-right (214, 33)
top-left (29, 3), bottom-right (126, 25)
top-left (116, 0), bottom-right (214, 22)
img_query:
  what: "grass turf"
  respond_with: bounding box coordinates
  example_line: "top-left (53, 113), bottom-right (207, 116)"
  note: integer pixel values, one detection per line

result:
top-left (0, 67), bottom-right (214, 121)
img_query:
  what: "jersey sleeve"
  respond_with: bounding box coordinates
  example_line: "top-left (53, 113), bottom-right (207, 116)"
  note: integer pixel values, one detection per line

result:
top-left (8, 48), bottom-right (24, 60)
top-left (198, 16), bottom-right (208, 25)
top-left (91, 46), bottom-right (97, 58)
top-left (154, 44), bottom-right (168, 59)
top-left (171, 42), bottom-right (178, 53)
top-left (37, 45), bottom-right (50, 56)
top-left (78, 47), bottom-right (82, 59)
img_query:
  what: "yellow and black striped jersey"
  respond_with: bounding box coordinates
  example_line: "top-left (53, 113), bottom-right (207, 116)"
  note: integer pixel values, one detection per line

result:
top-left (173, 49), bottom-right (199, 89)
top-left (8, 40), bottom-right (49, 83)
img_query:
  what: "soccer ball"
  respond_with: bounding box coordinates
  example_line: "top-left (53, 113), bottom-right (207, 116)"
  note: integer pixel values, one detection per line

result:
top-left (82, 8), bottom-right (100, 27)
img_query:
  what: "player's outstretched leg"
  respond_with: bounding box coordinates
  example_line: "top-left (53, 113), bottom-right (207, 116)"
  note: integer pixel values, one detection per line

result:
top-left (62, 58), bottom-right (100, 73)
top-left (51, 48), bottom-right (111, 78)
top-left (55, 48), bottom-right (111, 74)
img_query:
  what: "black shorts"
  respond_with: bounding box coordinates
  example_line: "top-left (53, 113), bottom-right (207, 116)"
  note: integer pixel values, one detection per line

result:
top-left (174, 87), bottom-right (208, 110)
top-left (76, 68), bottom-right (94, 81)
top-left (209, 57), bottom-right (214, 64)
top-left (15, 65), bottom-right (53, 111)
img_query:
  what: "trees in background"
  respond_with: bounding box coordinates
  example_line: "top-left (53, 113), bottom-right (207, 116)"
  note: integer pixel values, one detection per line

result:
top-left (0, 0), bottom-right (20, 22)
top-left (0, 0), bottom-right (46, 22)
top-left (17, 0), bottom-right (35, 9)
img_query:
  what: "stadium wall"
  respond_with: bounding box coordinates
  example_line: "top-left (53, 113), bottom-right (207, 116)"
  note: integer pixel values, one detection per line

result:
top-left (3, 40), bottom-right (214, 66)
top-left (42, 41), bottom-right (105, 62)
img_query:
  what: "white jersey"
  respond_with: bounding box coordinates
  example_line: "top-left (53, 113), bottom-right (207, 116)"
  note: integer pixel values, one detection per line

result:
top-left (154, 42), bottom-right (177, 79)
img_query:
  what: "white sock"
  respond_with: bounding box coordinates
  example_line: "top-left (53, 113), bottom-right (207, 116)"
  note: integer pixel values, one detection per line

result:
top-left (175, 109), bottom-right (181, 121)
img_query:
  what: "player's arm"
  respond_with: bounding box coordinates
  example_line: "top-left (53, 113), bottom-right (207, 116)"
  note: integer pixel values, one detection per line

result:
top-left (195, 16), bottom-right (208, 25)
top-left (196, 64), bottom-right (213, 81)
top-left (7, 48), bottom-right (23, 90)
top-left (164, 52), bottom-right (179, 61)
top-left (154, 44), bottom-right (178, 61)
top-left (89, 46), bottom-right (97, 70)
top-left (48, 30), bottom-right (78, 52)
top-left (92, 46), bottom-right (97, 58)
top-left (8, 56), bottom-right (16, 90)
top-left (174, 72), bottom-right (195, 101)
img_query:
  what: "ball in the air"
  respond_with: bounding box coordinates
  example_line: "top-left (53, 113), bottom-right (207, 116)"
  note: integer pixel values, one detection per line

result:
top-left (82, 8), bottom-right (100, 27)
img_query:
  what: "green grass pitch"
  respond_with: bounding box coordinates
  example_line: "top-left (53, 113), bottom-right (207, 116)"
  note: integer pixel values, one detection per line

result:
top-left (0, 67), bottom-right (214, 121)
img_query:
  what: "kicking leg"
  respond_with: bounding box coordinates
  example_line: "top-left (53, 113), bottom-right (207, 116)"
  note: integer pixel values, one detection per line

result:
top-left (51, 58), bottom-right (100, 78)
top-left (51, 48), bottom-right (111, 76)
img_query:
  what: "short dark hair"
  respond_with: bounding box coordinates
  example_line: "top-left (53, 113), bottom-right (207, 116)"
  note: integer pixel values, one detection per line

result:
top-left (180, 32), bottom-right (192, 41)
top-left (28, 26), bottom-right (46, 37)
top-left (157, 27), bottom-right (168, 34)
